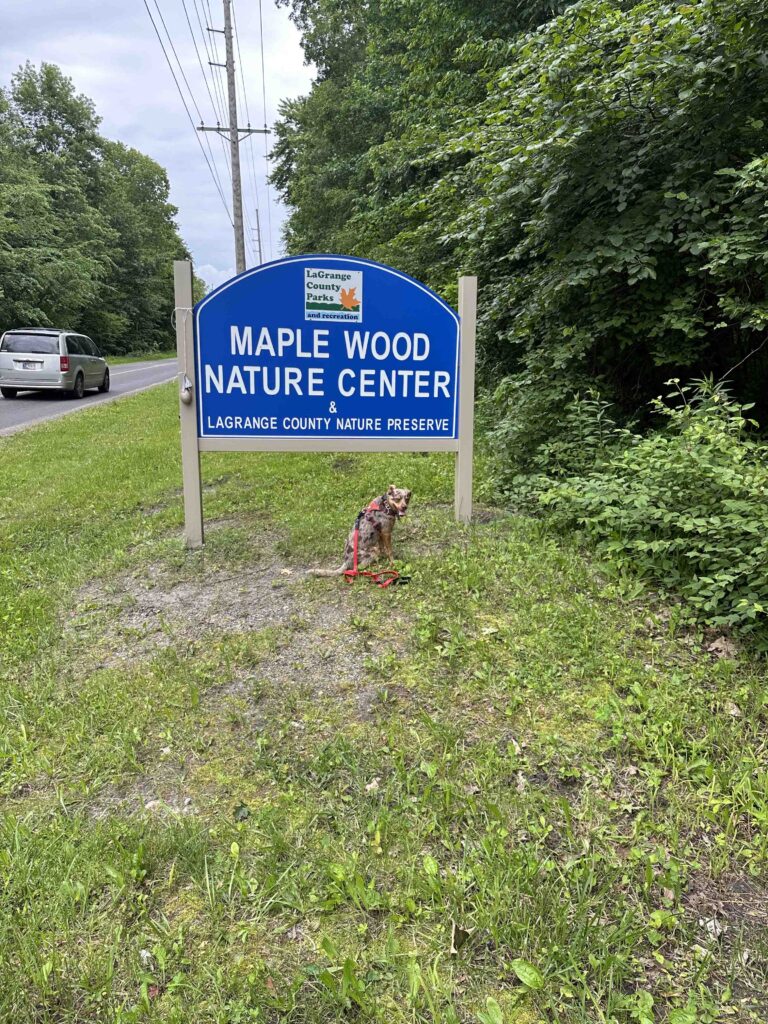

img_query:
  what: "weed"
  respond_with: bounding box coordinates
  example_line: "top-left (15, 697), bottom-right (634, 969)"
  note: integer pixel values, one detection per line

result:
top-left (0, 385), bottom-right (766, 1020)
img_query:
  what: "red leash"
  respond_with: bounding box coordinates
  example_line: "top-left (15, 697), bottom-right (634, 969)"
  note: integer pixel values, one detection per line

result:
top-left (343, 501), bottom-right (408, 589)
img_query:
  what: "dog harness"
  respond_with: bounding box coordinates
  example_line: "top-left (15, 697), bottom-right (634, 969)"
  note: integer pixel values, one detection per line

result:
top-left (344, 498), bottom-right (410, 588)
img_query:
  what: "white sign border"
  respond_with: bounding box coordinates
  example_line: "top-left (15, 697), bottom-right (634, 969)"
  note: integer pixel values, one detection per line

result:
top-left (175, 260), bottom-right (476, 547)
top-left (194, 254), bottom-right (461, 441)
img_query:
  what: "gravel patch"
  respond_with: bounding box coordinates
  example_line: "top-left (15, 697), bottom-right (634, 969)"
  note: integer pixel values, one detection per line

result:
top-left (70, 560), bottom-right (301, 665)
top-left (67, 549), bottom-right (417, 818)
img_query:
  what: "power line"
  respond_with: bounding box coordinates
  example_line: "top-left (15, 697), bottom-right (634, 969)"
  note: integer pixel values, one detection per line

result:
top-left (209, 44), bottom-right (229, 119)
top-left (233, 7), bottom-right (250, 121)
top-left (142, 0), bottom-right (233, 225)
top-left (188, 0), bottom-right (234, 211)
top-left (148, 0), bottom-right (230, 212)
top-left (174, 0), bottom-right (231, 205)
top-left (180, 0), bottom-right (220, 123)
top-left (232, 0), bottom-right (266, 263)
top-left (201, 0), bottom-right (236, 192)
top-left (191, 0), bottom-right (227, 124)
top-left (204, 0), bottom-right (226, 97)
top-left (243, 210), bottom-right (258, 265)
top-left (151, 0), bottom-right (204, 122)
top-left (197, 0), bottom-right (270, 273)
top-left (257, 0), bottom-right (273, 260)
top-left (222, 0), bottom-right (248, 272)
top-left (189, 0), bottom-right (234, 197)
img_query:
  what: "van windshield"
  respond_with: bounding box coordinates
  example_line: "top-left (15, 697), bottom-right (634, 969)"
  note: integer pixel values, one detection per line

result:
top-left (1, 334), bottom-right (59, 354)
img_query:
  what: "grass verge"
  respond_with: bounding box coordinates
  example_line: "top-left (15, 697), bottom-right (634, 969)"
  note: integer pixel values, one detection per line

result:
top-left (109, 352), bottom-right (176, 365)
top-left (0, 384), bottom-right (766, 1022)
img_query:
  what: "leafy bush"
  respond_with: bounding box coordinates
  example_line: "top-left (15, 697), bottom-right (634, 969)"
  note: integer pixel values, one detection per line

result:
top-left (541, 380), bottom-right (768, 635)
top-left (479, 378), bottom-right (631, 507)
top-left (274, 0), bottom-right (768, 443)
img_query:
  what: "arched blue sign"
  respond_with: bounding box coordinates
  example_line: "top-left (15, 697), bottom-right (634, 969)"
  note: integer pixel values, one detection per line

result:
top-left (194, 255), bottom-right (460, 440)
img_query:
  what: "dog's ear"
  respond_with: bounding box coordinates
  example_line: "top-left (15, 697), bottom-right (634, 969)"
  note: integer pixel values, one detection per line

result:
top-left (388, 484), bottom-right (396, 494)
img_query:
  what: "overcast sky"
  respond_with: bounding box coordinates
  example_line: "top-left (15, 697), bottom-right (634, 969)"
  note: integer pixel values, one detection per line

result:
top-left (0, 0), bottom-right (314, 290)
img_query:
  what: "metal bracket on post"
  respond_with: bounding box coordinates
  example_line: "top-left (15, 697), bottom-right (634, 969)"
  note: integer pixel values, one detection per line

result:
top-left (174, 260), bottom-right (204, 548)
top-left (454, 275), bottom-right (477, 523)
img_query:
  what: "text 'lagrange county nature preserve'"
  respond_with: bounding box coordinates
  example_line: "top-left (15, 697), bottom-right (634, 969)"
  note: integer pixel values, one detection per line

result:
top-left (204, 325), bottom-right (452, 400)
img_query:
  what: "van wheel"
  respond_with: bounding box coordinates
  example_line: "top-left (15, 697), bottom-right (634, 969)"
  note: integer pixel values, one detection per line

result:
top-left (1, 387), bottom-right (18, 399)
top-left (72, 374), bottom-right (85, 400)
top-left (98, 368), bottom-right (110, 393)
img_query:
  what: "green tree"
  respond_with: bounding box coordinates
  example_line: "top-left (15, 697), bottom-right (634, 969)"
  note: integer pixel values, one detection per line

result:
top-left (459, 0), bottom-right (768, 437)
top-left (273, 0), bottom-right (568, 275)
top-left (273, 0), bottom-right (768, 469)
top-left (83, 140), bottom-right (191, 352)
top-left (0, 62), bottom-right (195, 353)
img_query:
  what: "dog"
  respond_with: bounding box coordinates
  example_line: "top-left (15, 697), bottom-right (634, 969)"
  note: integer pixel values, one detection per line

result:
top-left (308, 485), bottom-right (412, 577)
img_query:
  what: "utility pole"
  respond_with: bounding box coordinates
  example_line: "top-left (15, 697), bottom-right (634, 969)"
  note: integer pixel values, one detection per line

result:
top-left (199, 0), bottom-right (269, 275)
top-left (253, 206), bottom-right (263, 265)
top-left (222, 0), bottom-right (245, 274)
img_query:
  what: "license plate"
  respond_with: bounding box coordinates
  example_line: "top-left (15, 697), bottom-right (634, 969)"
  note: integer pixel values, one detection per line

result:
top-left (21, 361), bottom-right (41, 370)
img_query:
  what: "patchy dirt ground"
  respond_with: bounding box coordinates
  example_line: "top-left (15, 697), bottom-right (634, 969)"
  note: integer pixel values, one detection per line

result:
top-left (683, 870), bottom-right (768, 1009)
top-left (70, 558), bottom-right (302, 665)
top-left (69, 551), bottom-right (413, 673)
top-left (66, 532), bottom-right (420, 820)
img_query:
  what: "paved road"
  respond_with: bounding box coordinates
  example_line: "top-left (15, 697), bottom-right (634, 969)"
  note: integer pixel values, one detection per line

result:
top-left (0, 359), bottom-right (177, 437)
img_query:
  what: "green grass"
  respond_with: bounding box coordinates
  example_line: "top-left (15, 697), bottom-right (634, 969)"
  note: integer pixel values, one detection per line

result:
top-left (1, 384), bottom-right (767, 1022)
top-left (109, 351), bottom-right (176, 365)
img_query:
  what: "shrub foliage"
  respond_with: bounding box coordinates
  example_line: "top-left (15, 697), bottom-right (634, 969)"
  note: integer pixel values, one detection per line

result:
top-left (274, 0), bottom-right (768, 633)
top-left (542, 382), bottom-right (768, 635)
top-left (273, 0), bottom-right (768, 424)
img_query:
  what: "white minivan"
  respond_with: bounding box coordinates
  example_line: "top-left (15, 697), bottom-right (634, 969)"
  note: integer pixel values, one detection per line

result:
top-left (0, 329), bottom-right (110, 399)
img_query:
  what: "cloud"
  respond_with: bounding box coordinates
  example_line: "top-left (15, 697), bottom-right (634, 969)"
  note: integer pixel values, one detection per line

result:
top-left (0, 0), bottom-right (315, 287)
top-left (196, 263), bottom-right (236, 291)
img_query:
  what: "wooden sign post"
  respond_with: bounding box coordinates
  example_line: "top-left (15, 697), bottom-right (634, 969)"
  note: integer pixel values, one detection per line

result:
top-left (174, 257), bottom-right (477, 548)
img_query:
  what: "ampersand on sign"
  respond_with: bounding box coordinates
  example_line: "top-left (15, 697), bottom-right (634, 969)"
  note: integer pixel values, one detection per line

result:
top-left (329, 401), bottom-right (337, 413)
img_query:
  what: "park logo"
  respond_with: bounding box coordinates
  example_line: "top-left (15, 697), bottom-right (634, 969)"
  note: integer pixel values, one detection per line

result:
top-left (304, 267), bottom-right (363, 322)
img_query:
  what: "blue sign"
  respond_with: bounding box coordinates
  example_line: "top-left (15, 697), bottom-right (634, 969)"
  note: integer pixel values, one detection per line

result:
top-left (194, 255), bottom-right (459, 440)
